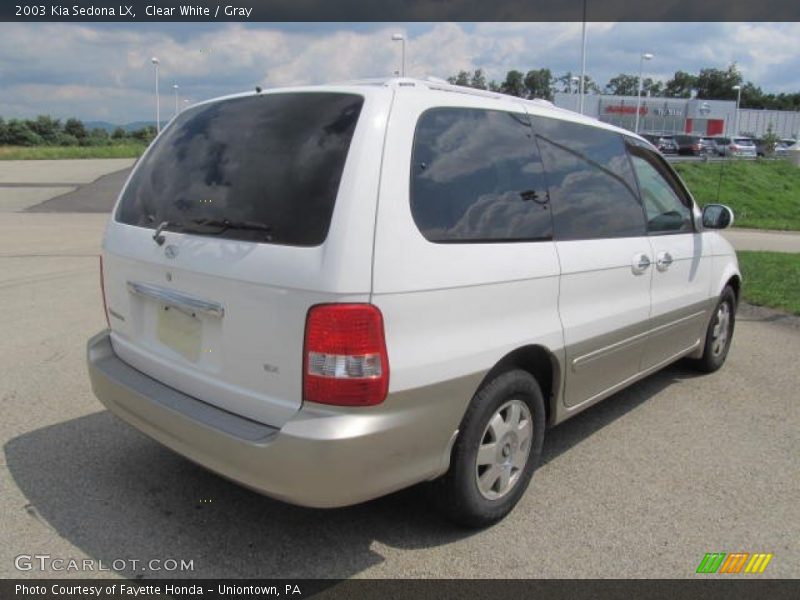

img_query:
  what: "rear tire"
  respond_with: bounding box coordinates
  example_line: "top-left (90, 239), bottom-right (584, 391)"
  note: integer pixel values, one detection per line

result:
top-left (432, 369), bottom-right (545, 528)
top-left (692, 286), bottom-right (736, 373)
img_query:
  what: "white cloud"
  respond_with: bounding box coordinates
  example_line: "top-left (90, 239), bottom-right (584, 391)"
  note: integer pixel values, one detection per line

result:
top-left (0, 22), bottom-right (798, 123)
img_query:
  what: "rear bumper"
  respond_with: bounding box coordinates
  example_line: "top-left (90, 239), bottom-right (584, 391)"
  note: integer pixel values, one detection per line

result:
top-left (87, 330), bottom-right (472, 508)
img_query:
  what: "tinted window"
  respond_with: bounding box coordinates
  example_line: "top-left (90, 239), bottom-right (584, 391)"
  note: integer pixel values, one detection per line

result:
top-left (116, 93), bottom-right (364, 246)
top-left (410, 108), bottom-right (552, 243)
top-left (531, 117), bottom-right (645, 240)
top-left (627, 142), bottom-right (693, 234)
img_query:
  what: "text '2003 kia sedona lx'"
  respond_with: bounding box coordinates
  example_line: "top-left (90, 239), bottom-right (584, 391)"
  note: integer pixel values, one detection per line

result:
top-left (87, 78), bottom-right (740, 527)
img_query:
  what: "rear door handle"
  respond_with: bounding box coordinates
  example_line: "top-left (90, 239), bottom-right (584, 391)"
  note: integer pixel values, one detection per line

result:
top-left (656, 251), bottom-right (674, 271)
top-left (631, 253), bottom-right (651, 275)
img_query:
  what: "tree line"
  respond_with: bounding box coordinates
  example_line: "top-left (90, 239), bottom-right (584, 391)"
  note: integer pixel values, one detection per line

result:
top-left (447, 64), bottom-right (800, 111)
top-left (0, 115), bottom-right (156, 147)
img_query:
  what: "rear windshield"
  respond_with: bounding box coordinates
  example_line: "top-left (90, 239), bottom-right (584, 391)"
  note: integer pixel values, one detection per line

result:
top-left (116, 92), bottom-right (364, 246)
top-left (734, 138), bottom-right (754, 145)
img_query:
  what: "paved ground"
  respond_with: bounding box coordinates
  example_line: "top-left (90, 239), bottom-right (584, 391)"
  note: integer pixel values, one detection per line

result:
top-left (26, 168), bottom-right (132, 213)
top-left (722, 228), bottom-right (800, 254)
top-left (0, 186), bottom-right (76, 213)
top-left (0, 158), bottom-right (798, 579)
top-left (0, 159), bottom-right (135, 185)
top-left (0, 209), bottom-right (798, 579)
top-left (0, 159), bottom-right (134, 212)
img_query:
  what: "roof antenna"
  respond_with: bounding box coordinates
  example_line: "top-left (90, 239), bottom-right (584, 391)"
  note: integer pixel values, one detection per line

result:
top-left (255, 86), bottom-right (262, 94)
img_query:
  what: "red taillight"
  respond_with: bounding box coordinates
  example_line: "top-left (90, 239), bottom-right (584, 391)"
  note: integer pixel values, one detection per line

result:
top-left (303, 304), bottom-right (389, 407)
top-left (99, 255), bottom-right (110, 327)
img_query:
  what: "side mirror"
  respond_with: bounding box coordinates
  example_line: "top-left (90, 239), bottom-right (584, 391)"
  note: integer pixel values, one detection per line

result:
top-left (702, 204), bottom-right (734, 230)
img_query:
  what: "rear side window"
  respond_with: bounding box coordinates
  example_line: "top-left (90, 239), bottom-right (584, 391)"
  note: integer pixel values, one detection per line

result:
top-left (116, 93), bottom-right (364, 246)
top-left (530, 116), bottom-right (645, 240)
top-left (410, 108), bottom-right (552, 243)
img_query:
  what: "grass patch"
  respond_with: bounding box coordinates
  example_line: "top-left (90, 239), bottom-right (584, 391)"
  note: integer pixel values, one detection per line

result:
top-left (0, 144), bottom-right (147, 160)
top-left (737, 251), bottom-right (800, 315)
top-left (672, 159), bottom-right (800, 231)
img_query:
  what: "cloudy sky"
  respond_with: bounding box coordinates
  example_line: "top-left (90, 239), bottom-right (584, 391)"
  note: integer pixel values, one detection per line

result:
top-left (0, 21), bottom-right (798, 124)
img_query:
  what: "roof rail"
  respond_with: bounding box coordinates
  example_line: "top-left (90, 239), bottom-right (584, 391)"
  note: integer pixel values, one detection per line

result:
top-left (335, 76), bottom-right (508, 99)
top-left (331, 78), bottom-right (595, 118)
top-left (420, 78), bottom-right (505, 100)
top-left (330, 77), bottom-right (396, 87)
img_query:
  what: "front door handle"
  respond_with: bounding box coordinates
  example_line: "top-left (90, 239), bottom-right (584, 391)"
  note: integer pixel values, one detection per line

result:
top-left (656, 251), bottom-right (674, 271)
top-left (631, 253), bottom-right (651, 275)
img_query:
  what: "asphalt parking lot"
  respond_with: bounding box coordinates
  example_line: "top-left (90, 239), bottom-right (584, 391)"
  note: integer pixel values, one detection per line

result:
top-left (0, 160), bottom-right (798, 579)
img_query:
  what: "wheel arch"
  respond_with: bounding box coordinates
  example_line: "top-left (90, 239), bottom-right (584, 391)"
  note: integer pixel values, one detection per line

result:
top-left (478, 345), bottom-right (562, 427)
top-left (725, 273), bottom-right (741, 304)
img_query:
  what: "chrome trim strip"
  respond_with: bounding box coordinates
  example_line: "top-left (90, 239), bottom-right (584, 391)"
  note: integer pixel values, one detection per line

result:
top-left (572, 310), bottom-right (705, 370)
top-left (127, 281), bottom-right (225, 318)
top-left (563, 339), bottom-right (702, 417)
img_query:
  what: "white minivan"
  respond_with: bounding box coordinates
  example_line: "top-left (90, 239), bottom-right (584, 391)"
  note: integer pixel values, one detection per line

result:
top-left (87, 78), bottom-right (740, 527)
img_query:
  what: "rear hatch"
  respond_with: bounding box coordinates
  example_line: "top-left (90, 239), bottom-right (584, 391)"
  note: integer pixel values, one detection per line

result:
top-left (101, 90), bottom-right (381, 427)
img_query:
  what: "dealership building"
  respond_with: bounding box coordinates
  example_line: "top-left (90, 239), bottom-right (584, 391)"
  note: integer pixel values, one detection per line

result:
top-left (553, 93), bottom-right (800, 139)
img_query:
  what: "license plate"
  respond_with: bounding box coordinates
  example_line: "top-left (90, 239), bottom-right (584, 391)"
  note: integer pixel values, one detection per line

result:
top-left (157, 304), bottom-right (202, 363)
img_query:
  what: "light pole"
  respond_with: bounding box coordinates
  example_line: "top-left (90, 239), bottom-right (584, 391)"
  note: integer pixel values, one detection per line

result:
top-left (173, 84), bottom-right (179, 117)
top-left (634, 52), bottom-right (653, 133)
top-left (151, 57), bottom-right (160, 133)
top-left (732, 84), bottom-right (742, 136)
top-left (578, 0), bottom-right (587, 114)
top-left (391, 33), bottom-right (405, 77)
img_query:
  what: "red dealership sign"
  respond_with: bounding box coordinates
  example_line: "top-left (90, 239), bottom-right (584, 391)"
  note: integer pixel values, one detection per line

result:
top-left (604, 105), bottom-right (648, 115)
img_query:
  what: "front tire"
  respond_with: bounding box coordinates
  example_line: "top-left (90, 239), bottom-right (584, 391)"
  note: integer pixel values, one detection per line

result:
top-left (692, 286), bottom-right (737, 373)
top-left (433, 369), bottom-right (546, 528)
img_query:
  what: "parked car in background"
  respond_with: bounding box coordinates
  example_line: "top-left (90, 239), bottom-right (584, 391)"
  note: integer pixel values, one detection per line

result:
top-left (730, 137), bottom-right (758, 158)
top-left (639, 132), bottom-right (679, 155)
top-left (700, 136), bottom-right (720, 156)
top-left (674, 134), bottom-right (717, 156)
top-left (715, 136), bottom-right (757, 158)
top-left (757, 138), bottom-right (799, 157)
top-left (712, 136), bottom-right (730, 156)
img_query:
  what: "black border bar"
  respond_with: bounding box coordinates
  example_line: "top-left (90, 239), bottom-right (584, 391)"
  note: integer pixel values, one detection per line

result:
top-left (2, 579), bottom-right (800, 600)
top-left (3, 0), bottom-right (800, 22)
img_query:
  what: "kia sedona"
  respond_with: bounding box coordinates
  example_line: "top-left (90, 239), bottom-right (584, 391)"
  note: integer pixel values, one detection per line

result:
top-left (88, 78), bottom-right (740, 527)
